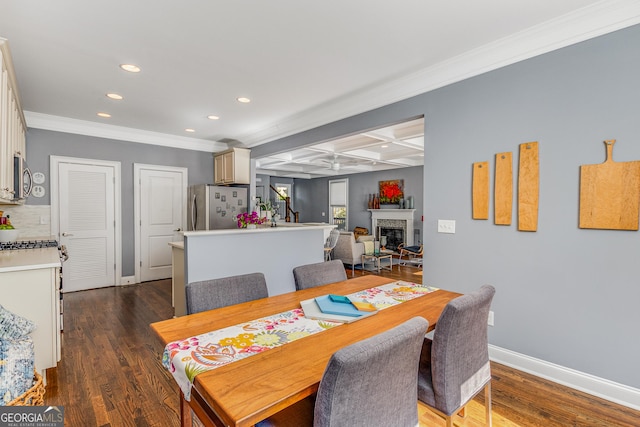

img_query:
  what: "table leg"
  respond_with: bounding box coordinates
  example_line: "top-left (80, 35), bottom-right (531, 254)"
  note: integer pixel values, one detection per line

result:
top-left (181, 392), bottom-right (192, 427)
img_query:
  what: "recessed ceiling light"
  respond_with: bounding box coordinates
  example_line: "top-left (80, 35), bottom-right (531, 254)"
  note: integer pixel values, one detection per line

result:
top-left (97, 112), bottom-right (111, 118)
top-left (237, 97), bottom-right (251, 103)
top-left (185, 128), bottom-right (195, 133)
top-left (207, 115), bottom-right (220, 120)
top-left (381, 144), bottom-right (389, 148)
top-left (120, 64), bottom-right (141, 73)
top-left (106, 93), bottom-right (123, 100)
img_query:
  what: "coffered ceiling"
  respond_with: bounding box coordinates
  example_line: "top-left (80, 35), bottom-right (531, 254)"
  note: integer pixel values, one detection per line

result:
top-left (255, 118), bottom-right (424, 179)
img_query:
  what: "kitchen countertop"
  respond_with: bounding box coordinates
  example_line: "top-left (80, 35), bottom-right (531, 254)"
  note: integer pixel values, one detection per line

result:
top-left (169, 241), bottom-right (184, 249)
top-left (0, 247), bottom-right (61, 273)
top-left (183, 223), bottom-right (335, 238)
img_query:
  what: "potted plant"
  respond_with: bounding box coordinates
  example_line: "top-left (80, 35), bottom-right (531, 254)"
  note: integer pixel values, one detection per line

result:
top-left (258, 200), bottom-right (273, 221)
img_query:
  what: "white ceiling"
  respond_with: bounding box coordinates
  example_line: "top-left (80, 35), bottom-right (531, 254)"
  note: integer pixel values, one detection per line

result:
top-left (1, 1), bottom-right (639, 177)
top-left (256, 117), bottom-right (424, 179)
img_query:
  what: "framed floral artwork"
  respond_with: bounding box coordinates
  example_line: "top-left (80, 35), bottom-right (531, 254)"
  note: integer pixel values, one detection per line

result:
top-left (379, 179), bottom-right (404, 204)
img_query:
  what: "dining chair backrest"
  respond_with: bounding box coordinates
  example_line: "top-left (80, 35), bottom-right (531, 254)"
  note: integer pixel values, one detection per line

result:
top-left (418, 284), bottom-right (495, 423)
top-left (314, 316), bottom-right (429, 427)
top-left (292, 260), bottom-right (347, 290)
top-left (325, 228), bottom-right (340, 250)
top-left (324, 229), bottom-right (341, 260)
top-left (185, 272), bottom-right (269, 314)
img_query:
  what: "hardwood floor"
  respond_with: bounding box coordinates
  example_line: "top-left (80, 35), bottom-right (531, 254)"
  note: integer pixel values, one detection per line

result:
top-left (44, 265), bottom-right (640, 426)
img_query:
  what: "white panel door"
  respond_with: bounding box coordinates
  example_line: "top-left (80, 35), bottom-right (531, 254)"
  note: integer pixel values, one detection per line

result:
top-left (139, 167), bottom-right (186, 282)
top-left (59, 162), bottom-right (116, 292)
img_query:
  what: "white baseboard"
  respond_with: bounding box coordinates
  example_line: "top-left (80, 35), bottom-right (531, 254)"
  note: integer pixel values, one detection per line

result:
top-left (120, 276), bottom-right (136, 286)
top-left (489, 345), bottom-right (640, 411)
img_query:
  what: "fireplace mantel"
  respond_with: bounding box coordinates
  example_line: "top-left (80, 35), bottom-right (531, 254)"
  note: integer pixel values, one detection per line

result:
top-left (368, 209), bottom-right (415, 246)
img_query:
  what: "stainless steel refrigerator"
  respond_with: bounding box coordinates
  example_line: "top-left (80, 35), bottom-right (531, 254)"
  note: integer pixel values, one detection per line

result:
top-left (188, 184), bottom-right (248, 230)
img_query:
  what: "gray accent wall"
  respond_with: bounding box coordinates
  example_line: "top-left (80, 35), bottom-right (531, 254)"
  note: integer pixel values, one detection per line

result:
top-left (26, 128), bottom-right (215, 276)
top-left (293, 166), bottom-right (423, 241)
top-left (255, 25), bottom-right (640, 389)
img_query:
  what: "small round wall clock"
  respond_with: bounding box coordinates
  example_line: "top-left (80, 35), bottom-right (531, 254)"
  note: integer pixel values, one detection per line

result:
top-left (32, 172), bottom-right (46, 184)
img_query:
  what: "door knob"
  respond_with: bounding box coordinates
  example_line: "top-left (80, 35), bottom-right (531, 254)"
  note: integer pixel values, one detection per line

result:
top-left (174, 228), bottom-right (182, 232)
top-left (61, 232), bottom-right (74, 237)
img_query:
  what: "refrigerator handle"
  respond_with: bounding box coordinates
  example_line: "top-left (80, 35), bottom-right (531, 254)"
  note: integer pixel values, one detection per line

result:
top-left (190, 193), bottom-right (197, 230)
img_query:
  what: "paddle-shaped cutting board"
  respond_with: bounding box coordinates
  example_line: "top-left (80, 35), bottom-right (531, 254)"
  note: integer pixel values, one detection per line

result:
top-left (579, 140), bottom-right (640, 230)
top-left (472, 161), bottom-right (489, 219)
top-left (518, 142), bottom-right (539, 231)
top-left (494, 152), bottom-right (513, 225)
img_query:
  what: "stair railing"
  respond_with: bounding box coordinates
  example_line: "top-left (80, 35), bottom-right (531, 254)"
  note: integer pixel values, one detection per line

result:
top-left (270, 184), bottom-right (299, 223)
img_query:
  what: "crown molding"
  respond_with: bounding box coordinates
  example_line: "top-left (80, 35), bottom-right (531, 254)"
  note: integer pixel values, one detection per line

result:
top-left (242, 0), bottom-right (640, 147)
top-left (25, 111), bottom-right (227, 152)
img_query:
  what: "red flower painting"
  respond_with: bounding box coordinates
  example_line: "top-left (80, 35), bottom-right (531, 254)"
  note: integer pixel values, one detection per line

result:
top-left (379, 180), bottom-right (404, 204)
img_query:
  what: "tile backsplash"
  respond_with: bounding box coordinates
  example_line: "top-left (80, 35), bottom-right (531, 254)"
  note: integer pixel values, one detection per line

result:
top-left (0, 205), bottom-right (52, 239)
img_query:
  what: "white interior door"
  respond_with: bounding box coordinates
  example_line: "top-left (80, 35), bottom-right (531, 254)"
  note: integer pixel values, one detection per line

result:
top-left (136, 165), bottom-right (187, 282)
top-left (57, 161), bottom-right (117, 292)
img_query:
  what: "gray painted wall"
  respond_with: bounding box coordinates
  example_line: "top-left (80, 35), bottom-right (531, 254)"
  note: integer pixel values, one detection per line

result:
top-left (293, 166), bottom-right (423, 241)
top-left (255, 25), bottom-right (640, 389)
top-left (25, 128), bottom-right (215, 276)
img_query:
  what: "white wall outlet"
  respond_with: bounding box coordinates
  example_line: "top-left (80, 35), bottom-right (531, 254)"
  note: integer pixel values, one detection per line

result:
top-left (488, 310), bottom-right (494, 326)
top-left (39, 215), bottom-right (48, 225)
top-left (437, 219), bottom-right (456, 233)
top-left (321, 212), bottom-right (325, 217)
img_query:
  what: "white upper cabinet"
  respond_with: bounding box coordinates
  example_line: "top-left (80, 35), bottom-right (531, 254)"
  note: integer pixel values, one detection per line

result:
top-left (0, 38), bottom-right (27, 204)
top-left (214, 147), bottom-right (251, 185)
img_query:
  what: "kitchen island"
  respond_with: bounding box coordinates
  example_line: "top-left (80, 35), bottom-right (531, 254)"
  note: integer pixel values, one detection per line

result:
top-left (170, 223), bottom-right (335, 316)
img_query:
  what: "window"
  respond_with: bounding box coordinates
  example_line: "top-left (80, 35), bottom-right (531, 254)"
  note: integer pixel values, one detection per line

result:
top-left (329, 179), bottom-right (348, 230)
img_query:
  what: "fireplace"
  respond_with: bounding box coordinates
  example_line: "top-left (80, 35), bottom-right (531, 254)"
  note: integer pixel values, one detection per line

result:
top-left (369, 209), bottom-right (415, 251)
top-left (379, 226), bottom-right (404, 251)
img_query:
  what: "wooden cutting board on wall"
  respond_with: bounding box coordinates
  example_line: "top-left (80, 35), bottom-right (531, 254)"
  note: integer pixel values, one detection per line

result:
top-left (518, 142), bottom-right (539, 231)
top-left (472, 161), bottom-right (489, 219)
top-left (494, 152), bottom-right (513, 225)
top-left (579, 140), bottom-right (640, 230)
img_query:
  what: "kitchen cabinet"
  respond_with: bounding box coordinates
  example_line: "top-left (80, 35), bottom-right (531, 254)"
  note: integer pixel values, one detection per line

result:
top-left (0, 249), bottom-right (62, 381)
top-left (214, 147), bottom-right (250, 185)
top-left (0, 38), bottom-right (27, 204)
top-left (169, 241), bottom-right (186, 316)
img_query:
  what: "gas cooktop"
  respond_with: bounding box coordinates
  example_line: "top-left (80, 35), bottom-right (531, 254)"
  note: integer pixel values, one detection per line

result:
top-left (0, 240), bottom-right (59, 251)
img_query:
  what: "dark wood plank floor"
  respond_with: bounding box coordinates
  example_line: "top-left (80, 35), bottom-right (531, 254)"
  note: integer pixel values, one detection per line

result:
top-left (44, 265), bottom-right (640, 426)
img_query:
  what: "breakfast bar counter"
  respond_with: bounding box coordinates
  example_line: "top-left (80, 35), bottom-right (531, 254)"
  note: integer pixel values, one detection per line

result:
top-left (170, 224), bottom-right (335, 316)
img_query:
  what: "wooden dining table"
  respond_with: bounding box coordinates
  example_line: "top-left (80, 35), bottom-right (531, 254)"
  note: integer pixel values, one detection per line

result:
top-left (151, 275), bottom-right (460, 427)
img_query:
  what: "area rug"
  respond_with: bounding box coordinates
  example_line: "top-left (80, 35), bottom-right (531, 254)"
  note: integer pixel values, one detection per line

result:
top-left (353, 258), bottom-right (401, 272)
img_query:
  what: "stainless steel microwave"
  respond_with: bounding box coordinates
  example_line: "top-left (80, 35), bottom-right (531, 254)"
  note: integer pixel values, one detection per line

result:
top-left (13, 155), bottom-right (32, 200)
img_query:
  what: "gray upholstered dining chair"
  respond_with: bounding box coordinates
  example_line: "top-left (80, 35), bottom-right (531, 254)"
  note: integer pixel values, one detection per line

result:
top-left (258, 316), bottom-right (429, 427)
top-left (292, 259), bottom-right (347, 291)
top-left (417, 284), bottom-right (496, 427)
top-left (185, 272), bottom-right (269, 314)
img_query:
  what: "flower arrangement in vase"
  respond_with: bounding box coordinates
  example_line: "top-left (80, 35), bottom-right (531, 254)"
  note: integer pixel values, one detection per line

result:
top-left (236, 211), bottom-right (266, 229)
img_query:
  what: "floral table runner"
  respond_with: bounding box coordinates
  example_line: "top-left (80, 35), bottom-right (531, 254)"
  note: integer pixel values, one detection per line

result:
top-left (163, 281), bottom-right (438, 399)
